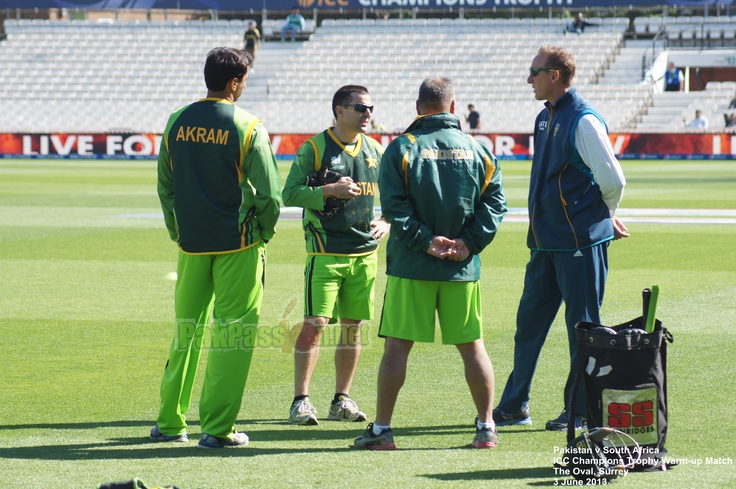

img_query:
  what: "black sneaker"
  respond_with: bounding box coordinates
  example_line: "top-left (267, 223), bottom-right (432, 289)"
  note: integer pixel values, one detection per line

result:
top-left (545, 410), bottom-right (586, 431)
top-left (471, 425), bottom-right (498, 449)
top-left (492, 406), bottom-right (532, 426)
top-left (149, 425), bottom-right (188, 443)
top-left (353, 422), bottom-right (396, 450)
top-left (197, 431), bottom-right (249, 449)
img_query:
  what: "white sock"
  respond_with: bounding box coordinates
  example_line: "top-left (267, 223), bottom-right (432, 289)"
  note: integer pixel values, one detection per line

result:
top-left (372, 423), bottom-right (390, 435)
top-left (477, 418), bottom-right (496, 431)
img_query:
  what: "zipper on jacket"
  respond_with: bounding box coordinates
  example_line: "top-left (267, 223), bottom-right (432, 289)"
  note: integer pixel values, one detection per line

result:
top-left (558, 164), bottom-right (580, 249)
top-left (530, 204), bottom-right (540, 248)
top-left (545, 106), bottom-right (553, 139)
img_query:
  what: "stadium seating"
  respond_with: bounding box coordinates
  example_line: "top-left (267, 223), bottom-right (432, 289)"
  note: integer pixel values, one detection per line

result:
top-left (632, 14), bottom-right (736, 47)
top-left (255, 17), bottom-right (637, 133)
top-left (637, 81), bottom-right (736, 132)
top-left (4, 15), bottom-right (732, 135)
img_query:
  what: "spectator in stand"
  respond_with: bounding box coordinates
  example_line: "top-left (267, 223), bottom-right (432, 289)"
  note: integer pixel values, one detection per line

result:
top-left (729, 97), bottom-right (736, 109)
top-left (723, 112), bottom-right (736, 128)
top-left (375, 10), bottom-right (390, 21)
top-left (664, 62), bottom-right (684, 92)
top-left (371, 120), bottom-right (388, 133)
top-left (465, 104), bottom-right (481, 130)
top-left (281, 7), bottom-right (306, 43)
top-left (565, 13), bottom-right (598, 34)
top-left (685, 110), bottom-right (709, 129)
top-left (243, 22), bottom-right (261, 70)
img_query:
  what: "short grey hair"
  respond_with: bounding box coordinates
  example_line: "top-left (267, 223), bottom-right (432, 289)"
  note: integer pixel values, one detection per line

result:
top-left (418, 78), bottom-right (454, 113)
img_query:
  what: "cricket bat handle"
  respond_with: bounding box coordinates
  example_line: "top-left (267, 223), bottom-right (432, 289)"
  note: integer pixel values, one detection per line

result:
top-left (644, 285), bottom-right (660, 333)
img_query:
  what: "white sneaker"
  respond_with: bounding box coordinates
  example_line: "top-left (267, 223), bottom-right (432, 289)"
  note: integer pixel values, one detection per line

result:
top-left (327, 395), bottom-right (366, 422)
top-left (288, 397), bottom-right (318, 425)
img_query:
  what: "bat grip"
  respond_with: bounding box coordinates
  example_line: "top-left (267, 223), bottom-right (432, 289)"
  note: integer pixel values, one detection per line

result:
top-left (644, 285), bottom-right (660, 333)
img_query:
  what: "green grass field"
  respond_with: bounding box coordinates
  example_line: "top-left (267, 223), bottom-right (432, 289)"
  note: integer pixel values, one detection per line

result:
top-left (0, 159), bottom-right (734, 488)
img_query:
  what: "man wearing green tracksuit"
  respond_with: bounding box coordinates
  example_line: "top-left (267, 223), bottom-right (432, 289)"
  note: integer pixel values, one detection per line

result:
top-left (151, 47), bottom-right (282, 449)
top-left (354, 78), bottom-right (507, 450)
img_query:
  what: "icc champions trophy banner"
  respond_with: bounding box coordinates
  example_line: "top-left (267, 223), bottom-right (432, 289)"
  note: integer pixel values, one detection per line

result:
top-left (0, 1), bottom-right (673, 10)
top-left (2, 133), bottom-right (736, 160)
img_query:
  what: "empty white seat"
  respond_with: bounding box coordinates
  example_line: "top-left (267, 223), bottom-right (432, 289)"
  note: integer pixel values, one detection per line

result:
top-left (0, 16), bottom-right (657, 135)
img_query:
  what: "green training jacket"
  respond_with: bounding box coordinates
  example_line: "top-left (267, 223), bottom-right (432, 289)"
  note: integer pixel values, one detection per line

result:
top-left (158, 98), bottom-right (282, 254)
top-left (379, 113), bottom-right (507, 281)
top-left (283, 128), bottom-right (384, 256)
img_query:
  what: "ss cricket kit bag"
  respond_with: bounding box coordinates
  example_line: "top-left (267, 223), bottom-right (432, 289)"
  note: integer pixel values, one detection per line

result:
top-left (565, 313), bottom-right (675, 478)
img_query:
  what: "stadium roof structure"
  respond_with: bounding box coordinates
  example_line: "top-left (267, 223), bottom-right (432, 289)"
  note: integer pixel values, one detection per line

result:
top-left (0, 0), bottom-right (675, 10)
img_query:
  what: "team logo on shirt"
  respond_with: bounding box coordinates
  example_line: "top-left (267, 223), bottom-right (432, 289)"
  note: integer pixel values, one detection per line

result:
top-left (330, 156), bottom-right (345, 171)
top-left (553, 123), bottom-right (560, 139)
top-left (366, 156), bottom-right (378, 169)
top-left (330, 155), bottom-right (346, 171)
top-left (538, 121), bottom-right (548, 132)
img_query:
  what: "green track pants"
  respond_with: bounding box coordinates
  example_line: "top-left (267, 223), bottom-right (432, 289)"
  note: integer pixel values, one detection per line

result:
top-left (156, 243), bottom-right (264, 439)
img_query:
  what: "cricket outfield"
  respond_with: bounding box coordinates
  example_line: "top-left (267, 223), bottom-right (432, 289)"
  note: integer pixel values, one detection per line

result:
top-left (0, 159), bottom-right (734, 488)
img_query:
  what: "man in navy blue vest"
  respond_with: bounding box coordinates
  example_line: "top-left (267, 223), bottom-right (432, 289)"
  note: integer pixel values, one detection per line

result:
top-left (664, 62), bottom-right (684, 92)
top-left (493, 44), bottom-right (629, 432)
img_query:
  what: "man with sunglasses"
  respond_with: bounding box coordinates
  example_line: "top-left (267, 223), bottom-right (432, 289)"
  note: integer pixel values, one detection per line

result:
top-left (283, 85), bottom-right (389, 426)
top-left (354, 78), bottom-right (507, 450)
top-left (493, 44), bottom-right (628, 432)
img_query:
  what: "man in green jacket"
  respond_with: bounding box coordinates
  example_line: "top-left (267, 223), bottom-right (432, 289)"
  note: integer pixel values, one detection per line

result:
top-left (152, 47), bottom-right (282, 449)
top-left (354, 78), bottom-right (507, 450)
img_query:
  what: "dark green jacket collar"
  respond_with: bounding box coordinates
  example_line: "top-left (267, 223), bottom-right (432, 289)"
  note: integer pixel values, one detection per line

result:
top-left (404, 113), bottom-right (462, 133)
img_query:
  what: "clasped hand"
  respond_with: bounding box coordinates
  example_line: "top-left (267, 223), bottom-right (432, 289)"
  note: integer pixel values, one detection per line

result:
top-left (426, 236), bottom-right (469, 261)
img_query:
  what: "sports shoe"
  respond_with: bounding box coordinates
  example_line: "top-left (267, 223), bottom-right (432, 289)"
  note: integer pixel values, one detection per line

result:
top-left (149, 425), bottom-right (188, 443)
top-left (327, 395), bottom-right (367, 422)
top-left (353, 423), bottom-right (396, 450)
top-left (197, 432), bottom-right (249, 449)
top-left (288, 397), bottom-right (319, 425)
top-left (545, 410), bottom-right (587, 431)
top-left (471, 425), bottom-right (498, 449)
top-left (492, 406), bottom-right (532, 426)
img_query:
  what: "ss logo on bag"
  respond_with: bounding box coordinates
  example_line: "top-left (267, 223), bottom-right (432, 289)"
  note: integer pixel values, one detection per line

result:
top-left (608, 401), bottom-right (654, 428)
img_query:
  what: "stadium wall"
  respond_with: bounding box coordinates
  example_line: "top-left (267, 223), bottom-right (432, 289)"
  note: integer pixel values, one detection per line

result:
top-left (2, 132), bottom-right (736, 160)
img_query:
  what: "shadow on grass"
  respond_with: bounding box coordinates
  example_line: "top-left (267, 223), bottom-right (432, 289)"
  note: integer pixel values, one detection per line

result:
top-left (422, 466), bottom-right (555, 482)
top-left (495, 427), bottom-right (548, 434)
top-left (0, 420), bottom-right (182, 431)
top-left (0, 440), bottom-right (354, 461)
top-left (0, 420), bottom-right (548, 461)
top-left (240, 423), bottom-right (505, 443)
top-left (1, 419), bottom-right (496, 435)
top-left (0, 436), bottom-right (486, 461)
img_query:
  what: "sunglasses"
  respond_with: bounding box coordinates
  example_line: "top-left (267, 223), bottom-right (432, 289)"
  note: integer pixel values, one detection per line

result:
top-left (345, 103), bottom-right (374, 113)
top-left (529, 67), bottom-right (560, 77)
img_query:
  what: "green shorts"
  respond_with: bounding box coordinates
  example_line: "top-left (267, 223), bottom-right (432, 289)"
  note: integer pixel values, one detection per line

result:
top-left (379, 275), bottom-right (482, 345)
top-left (303, 252), bottom-right (377, 322)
